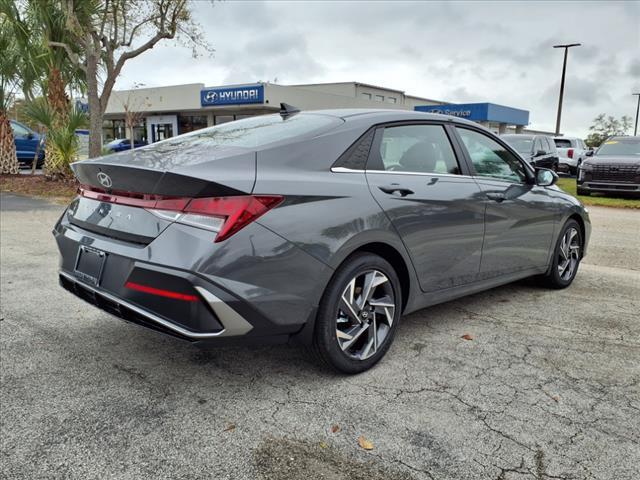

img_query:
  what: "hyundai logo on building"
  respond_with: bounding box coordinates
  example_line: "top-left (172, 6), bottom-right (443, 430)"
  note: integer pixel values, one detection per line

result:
top-left (200, 84), bottom-right (264, 106)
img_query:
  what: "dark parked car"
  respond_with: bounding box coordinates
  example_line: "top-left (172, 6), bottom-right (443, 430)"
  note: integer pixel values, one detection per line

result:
top-left (11, 120), bottom-right (44, 168)
top-left (501, 134), bottom-right (559, 171)
top-left (577, 136), bottom-right (640, 197)
top-left (54, 108), bottom-right (590, 373)
top-left (105, 138), bottom-right (148, 152)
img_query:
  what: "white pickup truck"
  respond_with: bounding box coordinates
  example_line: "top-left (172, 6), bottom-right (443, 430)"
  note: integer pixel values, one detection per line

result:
top-left (553, 137), bottom-right (589, 175)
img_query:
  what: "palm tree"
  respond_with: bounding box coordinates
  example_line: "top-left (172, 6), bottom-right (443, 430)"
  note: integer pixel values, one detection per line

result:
top-left (0, 10), bottom-right (20, 174)
top-left (23, 98), bottom-right (87, 179)
top-left (1, 0), bottom-right (86, 178)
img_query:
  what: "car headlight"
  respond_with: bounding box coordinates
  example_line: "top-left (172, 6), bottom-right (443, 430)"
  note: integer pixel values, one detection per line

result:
top-left (577, 164), bottom-right (591, 181)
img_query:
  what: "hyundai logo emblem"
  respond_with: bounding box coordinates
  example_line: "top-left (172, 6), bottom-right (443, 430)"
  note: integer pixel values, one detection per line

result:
top-left (205, 91), bottom-right (218, 102)
top-left (97, 172), bottom-right (112, 188)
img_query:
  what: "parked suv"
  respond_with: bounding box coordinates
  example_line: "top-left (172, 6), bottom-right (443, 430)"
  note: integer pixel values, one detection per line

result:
top-left (577, 136), bottom-right (640, 197)
top-left (501, 134), bottom-right (559, 171)
top-left (554, 136), bottom-right (588, 175)
top-left (11, 120), bottom-right (45, 168)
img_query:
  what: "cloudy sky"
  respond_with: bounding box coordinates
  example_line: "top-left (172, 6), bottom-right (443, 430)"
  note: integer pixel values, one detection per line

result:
top-left (115, 1), bottom-right (640, 137)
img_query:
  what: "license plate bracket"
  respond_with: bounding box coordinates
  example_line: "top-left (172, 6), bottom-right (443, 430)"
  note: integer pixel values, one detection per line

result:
top-left (74, 246), bottom-right (106, 286)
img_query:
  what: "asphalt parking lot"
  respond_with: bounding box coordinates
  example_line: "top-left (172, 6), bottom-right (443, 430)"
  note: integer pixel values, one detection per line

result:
top-left (1, 193), bottom-right (638, 480)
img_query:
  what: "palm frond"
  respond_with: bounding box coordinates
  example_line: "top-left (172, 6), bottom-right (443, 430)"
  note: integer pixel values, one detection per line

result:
top-left (22, 97), bottom-right (54, 129)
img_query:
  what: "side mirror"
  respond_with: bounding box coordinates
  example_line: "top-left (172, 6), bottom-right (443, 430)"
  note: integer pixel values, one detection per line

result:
top-left (26, 132), bottom-right (35, 139)
top-left (586, 150), bottom-right (594, 156)
top-left (534, 150), bottom-right (546, 157)
top-left (536, 168), bottom-right (558, 187)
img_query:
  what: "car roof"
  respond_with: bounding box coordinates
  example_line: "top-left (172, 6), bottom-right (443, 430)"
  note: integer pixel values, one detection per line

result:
top-left (502, 134), bottom-right (534, 139)
top-left (608, 136), bottom-right (639, 142)
top-left (303, 108), bottom-right (479, 127)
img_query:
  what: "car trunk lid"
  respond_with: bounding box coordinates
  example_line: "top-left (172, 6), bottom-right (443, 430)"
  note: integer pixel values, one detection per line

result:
top-left (68, 145), bottom-right (257, 243)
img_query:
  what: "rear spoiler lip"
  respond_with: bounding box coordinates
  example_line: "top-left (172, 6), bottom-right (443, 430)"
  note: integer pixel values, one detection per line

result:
top-left (71, 152), bottom-right (257, 197)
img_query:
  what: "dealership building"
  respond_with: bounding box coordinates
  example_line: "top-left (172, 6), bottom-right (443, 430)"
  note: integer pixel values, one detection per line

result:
top-left (102, 81), bottom-right (535, 144)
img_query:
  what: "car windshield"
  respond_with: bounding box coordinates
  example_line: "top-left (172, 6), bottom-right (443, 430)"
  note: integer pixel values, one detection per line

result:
top-left (154, 113), bottom-right (343, 151)
top-left (554, 139), bottom-right (572, 148)
top-left (502, 136), bottom-right (533, 154)
top-left (596, 139), bottom-right (640, 156)
top-left (107, 139), bottom-right (126, 146)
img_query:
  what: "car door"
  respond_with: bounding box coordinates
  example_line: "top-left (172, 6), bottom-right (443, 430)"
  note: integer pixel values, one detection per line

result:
top-left (547, 137), bottom-right (560, 168)
top-left (454, 127), bottom-right (557, 279)
top-left (531, 137), bottom-right (547, 168)
top-left (366, 123), bottom-right (485, 292)
top-left (11, 121), bottom-right (35, 161)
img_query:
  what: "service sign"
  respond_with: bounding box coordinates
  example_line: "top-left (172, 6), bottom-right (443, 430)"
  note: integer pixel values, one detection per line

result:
top-left (200, 85), bottom-right (264, 106)
top-left (415, 105), bottom-right (473, 118)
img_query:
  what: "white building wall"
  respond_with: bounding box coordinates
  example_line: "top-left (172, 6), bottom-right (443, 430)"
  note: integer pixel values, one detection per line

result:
top-left (105, 81), bottom-right (447, 117)
top-left (288, 83), bottom-right (357, 98)
top-left (105, 83), bottom-right (205, 115)
top-left (264, 84), bottom-right (409, 111)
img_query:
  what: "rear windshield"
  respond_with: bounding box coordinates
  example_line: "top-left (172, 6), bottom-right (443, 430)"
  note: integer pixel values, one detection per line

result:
top-left (154, 113), bottom-right (342, 150)
top-left (597, 139), bottom-right (640, 156)
top-left (554, 139), bottom-right (572, 148)
top-left (502, 136), bottom-right (533, 154)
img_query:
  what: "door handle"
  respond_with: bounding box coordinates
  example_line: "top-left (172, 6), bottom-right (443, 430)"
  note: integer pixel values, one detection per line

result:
top-left (378, 185), bottom-right (415, 197)
top-left (486, 192), bottom-right (506, 203)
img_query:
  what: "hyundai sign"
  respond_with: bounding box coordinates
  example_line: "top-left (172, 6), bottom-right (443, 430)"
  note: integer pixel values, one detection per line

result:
top-left (200, 84), bottom-right (264, 106)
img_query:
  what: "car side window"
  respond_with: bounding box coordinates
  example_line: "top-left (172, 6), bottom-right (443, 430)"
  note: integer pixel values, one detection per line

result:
top-left (11, 122), bottom-right (30, 138)
top-left (546, 137), bottom-right (556, 153)
top-left (534, 138), bottom-right (545, 154)
top-left (456, 128), bottom-right (527, 183)
top-left (376, 125), bottom-right (461, 174)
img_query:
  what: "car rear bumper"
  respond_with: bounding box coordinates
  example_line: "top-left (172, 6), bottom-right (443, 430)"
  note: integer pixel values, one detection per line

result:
top-left (53, 206), bottom-right (333, 344)
top-left (558, 157), bottom-right (578, 168)
top-left (59, 269), bottom-right (260, 341)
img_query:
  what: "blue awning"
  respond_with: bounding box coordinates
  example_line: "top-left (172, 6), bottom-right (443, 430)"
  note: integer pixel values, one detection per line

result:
top-left (415, 102), bottom-right (529, 126)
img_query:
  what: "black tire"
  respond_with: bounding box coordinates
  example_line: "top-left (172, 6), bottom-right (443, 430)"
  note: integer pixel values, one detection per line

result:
top-left (577, 187), bottom-right (590, 196)
top-left (311, 253), bottom-right (402, 374)
top-left (539, 219), bottom-right (583, 289)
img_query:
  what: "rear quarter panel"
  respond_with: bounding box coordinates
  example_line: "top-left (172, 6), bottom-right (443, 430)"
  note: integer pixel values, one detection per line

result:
top-left (253, 127), bottom-right (421, 309)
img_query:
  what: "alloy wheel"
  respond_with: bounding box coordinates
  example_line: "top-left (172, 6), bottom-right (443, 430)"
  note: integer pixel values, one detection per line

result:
top-left (557, 227), bottom-right (580, 281)
top-left (335, 269), bottom-right (396, 360)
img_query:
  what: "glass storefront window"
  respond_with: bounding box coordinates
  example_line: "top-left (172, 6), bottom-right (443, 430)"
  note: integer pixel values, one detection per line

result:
top-left (178, 115), bottom-right (208, 134)
top-left (102, 119), bottom-right (126, 143)
top-left (215, 115), bottom-right (234, 125)
top-left (103, 118), bottom-right (147, 143)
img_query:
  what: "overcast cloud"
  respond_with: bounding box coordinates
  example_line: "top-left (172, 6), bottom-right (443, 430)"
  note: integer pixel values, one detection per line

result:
top-left (115, 0), bottom-right (640, 137)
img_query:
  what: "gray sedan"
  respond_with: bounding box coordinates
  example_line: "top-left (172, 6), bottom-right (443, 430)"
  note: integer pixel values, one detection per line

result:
top-left (54, 107), bottom-right (590, 373)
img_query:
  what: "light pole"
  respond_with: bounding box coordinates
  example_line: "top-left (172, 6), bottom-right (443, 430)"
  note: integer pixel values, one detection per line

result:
top-left (553, 43), bottom-right (581, 135)
top-left (633, 93), bottom-right (640, 136)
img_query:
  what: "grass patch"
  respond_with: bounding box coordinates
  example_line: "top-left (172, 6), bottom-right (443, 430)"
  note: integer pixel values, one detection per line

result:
top-left (556, 177), bottom-right (640, 209)
top-left (0, 174), bottom-right (77, 204)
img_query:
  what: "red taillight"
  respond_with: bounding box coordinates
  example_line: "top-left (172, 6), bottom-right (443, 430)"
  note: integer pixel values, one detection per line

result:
top-left (185, 195), bottom-right (283, 242)
top-left (124, 281), bottom-right (199, 301)
top-left (79, 186), bottom-right (283, 242)
top-left (568, 149), bottom-right (574, 159)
